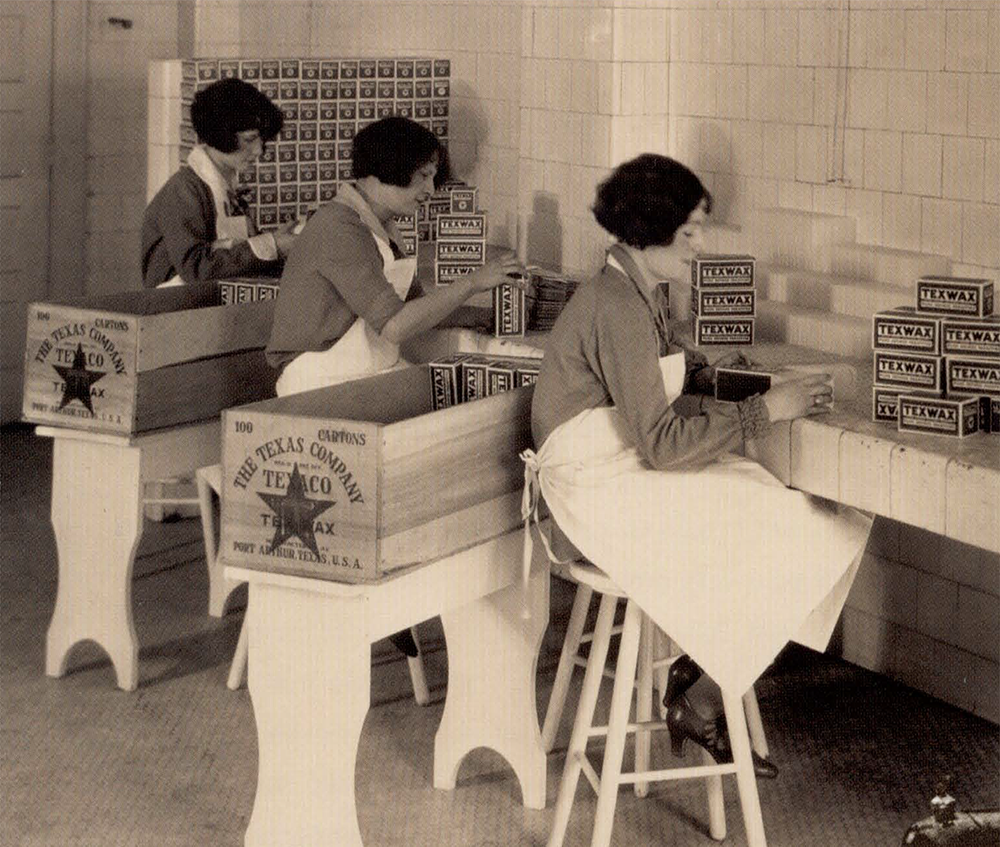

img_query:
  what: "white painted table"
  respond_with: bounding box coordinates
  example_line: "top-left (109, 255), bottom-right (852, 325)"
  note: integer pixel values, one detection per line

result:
top-left (39, 421), bottom-right (227, 690)
top-left (225, 527), bottom-right (550, 847)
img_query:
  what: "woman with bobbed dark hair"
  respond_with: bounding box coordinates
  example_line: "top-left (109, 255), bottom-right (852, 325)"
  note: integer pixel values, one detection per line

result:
top-left (523, 154), bottom-right (872, 799)
top-left (141, 77), bottom-right (298, 287)
top-left (267, 115), bottom-right (525, 396)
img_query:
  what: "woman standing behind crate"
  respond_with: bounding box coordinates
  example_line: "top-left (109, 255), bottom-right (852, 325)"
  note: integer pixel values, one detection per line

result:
top-left (522, 154), bottom-right (873, 774)
top-left (141, 78), bottom-right (299, 288)
top-left (266, 116), bottom-right (524, 397)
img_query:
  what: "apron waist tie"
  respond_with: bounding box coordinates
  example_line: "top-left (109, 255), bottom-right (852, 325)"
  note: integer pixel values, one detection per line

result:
top-left (519, 449), bottom-right (572, 619)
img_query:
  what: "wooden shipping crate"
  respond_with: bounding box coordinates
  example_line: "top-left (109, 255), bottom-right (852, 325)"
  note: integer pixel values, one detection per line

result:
top-left (22, 282), bottom-right (276, 435)
top-left (220, 365), bottom-right (533, 583)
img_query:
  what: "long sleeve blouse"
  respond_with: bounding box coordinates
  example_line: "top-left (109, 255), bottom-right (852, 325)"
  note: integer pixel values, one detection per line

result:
top-left (141, 166), bottom-right (283, 288)
top-left (531, 252), bottom-right (770, 471)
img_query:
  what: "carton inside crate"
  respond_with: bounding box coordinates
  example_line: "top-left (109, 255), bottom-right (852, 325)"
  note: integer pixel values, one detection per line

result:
top-left (220, 364), bottom-right (533, 583)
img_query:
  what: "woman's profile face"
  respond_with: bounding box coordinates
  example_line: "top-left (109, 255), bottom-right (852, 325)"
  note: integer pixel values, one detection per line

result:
top-left (214, 129), bottom-right (265, 174)
top-left (641, 199), bottom-right (708, 282)
top-left (380, 158), bottom-right (438, 214)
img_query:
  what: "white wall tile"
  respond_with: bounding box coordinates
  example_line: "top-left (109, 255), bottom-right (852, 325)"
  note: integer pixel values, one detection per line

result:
top-left (847, 69), bottom-right (887, 130)
top-left (946, 10), bottom-right (990, 72)
top-left (544, 59), bottom-right (572, 111)
top-left (968, 74), bottom-right (1000, 139)
top-left (962, 202), bottom-right (1000, 268)
top-left (731, 8), bottom-right (764, 66)
top-left (730, 120), bottom-right (763, 177)
top-left (902, 133), bottom-right (942, 197)
top-left (885, 71), bottom-right (926, 134)
top-left (644, 63), bottom-right (669, 116)
top-left (986, 139), bottom-right (1000, 205)
top-left (868, 8), bottom-right (905, 70)
top-left (989, 7), bottom-right (1000, 73)
top-left (778, 179), bottom-right (813, 213)
top-left (814, 183), bottom-right (847, 217)
top-left (864, 130), bottom-right (902, 192)
top-left (813, 66), bottom-right (839, 127)
top-left (716, 66), bottom-right (747, 120)
top-left (533, 6), bottom-right (559, 59)
top-left (843, 127), bottom-right (865, 188)
top-left (927, 73), bottom-right (968, 136)
top-left (764, 8), bottom-right (797, 68)
top-left (796, 124), bottom-right (828, 183)
top-left (686, 63), bottom-right (717, 118)
top-left (882, 192), bottom-right (922, 252)
top-left (797, 9), bottom-right (839, 68)
top-left (905, 10), bottom-right (945, 72)
top-left (750, 67), bottom-right (812, 125)
top-left (943, 136), bottom-right (985, 202)
top-left (579, 113), bottom-right (612, 168)
top-left (670, 8), bottom-right (702, 63)
top-left (920, 196), bottom-right (964, 260)
top-left (761, 123), bottom-right (797, 181)
top-left (569, 60), bottom-right (597, 114)
top-left (845, 188), bottom-right (882, 245)
top-left (521, 58), bottom-right (546, 109)
top-left (619, 62), bottom-right (643, 117)
top-left (703, 9), bottom-right (732, 66)
top-left (916, 571), bottom-right (959, 645)
top-left (699, 119), bottom-right (730, 173)
top-left (613, 8), bottom-right (668, 63)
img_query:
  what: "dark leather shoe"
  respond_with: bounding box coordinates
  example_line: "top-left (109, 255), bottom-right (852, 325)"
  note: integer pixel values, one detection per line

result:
top-left (666, 696), bottom-right (778, 779)
top-left (388, 629), bottom-right (419, 657)
top-left (663, 654), bottom-right (703, 708)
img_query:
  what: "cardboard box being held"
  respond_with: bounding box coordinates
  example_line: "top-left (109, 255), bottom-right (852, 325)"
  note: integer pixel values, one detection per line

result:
top-left (22, 282), bottom-right (276, 435)
top-left (220, 365), bottom-right (533, 583)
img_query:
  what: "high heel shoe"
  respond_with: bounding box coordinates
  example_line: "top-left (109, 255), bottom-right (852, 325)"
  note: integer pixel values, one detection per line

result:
top-left (663, 654), bottom-right (703, 708)
top-left (666, 695), bottom-right (779, 779)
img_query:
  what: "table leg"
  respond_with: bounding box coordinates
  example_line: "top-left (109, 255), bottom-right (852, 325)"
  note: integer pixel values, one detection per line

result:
top-left (244, 581), bottom-right (370, 847)
top-left (45, 438), bottom-right (142, 691)
top-left (434, 565), bottom-right (549, 810)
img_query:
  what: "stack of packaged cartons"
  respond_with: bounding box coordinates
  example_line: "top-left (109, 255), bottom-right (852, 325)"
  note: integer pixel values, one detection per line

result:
top-left (689, 254), bottom-right (757, 347)
top-left (525, 267), bottom-right (580, 333)
top-left (393, 211), bottom-right (417, 257)
top-left (871, 276), bottom-right (997, 438)
top-left (147, 56), bottom-right (450, 231)
top-left (428, 353), bottom-right (541, 410)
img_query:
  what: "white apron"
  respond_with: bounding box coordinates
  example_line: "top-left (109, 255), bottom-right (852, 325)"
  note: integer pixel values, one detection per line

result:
top-left (522, 345), bottom-right (872, 697)
top-left (275, 232), bottom-right (416, 397)
top-left (158, 145), bottom-right (259, 288)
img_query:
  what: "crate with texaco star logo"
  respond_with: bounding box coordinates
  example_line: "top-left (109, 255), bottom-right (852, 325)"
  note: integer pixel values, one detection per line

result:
top-left (22, 282), bottom-right (277, 435)
top-left (219, 364), bottom-right (533, 582)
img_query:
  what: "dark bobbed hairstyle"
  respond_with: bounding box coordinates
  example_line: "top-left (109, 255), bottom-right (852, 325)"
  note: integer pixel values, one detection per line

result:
top-left (351, 116), bottom-right (450, 188)
top-left (190, 78), bottom-right (284, 153)
top-left (592, 154), bottom-right (712, 249)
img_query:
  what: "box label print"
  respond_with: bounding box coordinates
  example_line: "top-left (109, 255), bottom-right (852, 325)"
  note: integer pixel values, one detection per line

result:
top-left (691, 255), bottom-right (755, 288)
top-left (493, 283), bottom-right (525, 337)
top-left (941, 316), bottom-right (1000, 359)
top-left (872, 309), bottom-right (942, 354)
top-left (223, 420), bottom-right (378, 578)
top-left (691, 288), bottom-right (756, 317)
top-left (916, 277), bottom-right (994, 318)
top-left (872, 386), bottom-right (903, 423)
top-left (428, 354), bottom-right (469, 410)
top-left (436, 240), bottom-right (485, 263)
top-left (945, 357), bottom-right (1000, 396)
top-left (873, 351), bottom-right (942, 391)
top-left (22, 306), bottom-right (135, 431)
top-left (897, 394), bottom-right (979, 438)
top-left (436, 214), bottom-right (486, 239)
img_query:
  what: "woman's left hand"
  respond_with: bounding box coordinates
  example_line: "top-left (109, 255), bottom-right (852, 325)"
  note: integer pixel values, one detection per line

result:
top-left (469, 250), bottom-right (528, 293)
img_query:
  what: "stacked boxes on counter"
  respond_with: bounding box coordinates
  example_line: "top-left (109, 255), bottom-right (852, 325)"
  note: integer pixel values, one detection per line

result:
top-left (147, 56), bottom-right (450, 231)
top-left (871, 276), bottom-right (997, 437)
top-left (219, 277), bottom-right (279, 303)
top-left (525, 267), bottom-right (580, 333)
top-left (432, 184), bottom-right (485, 285)
top-left (689, 254), bottom-right (757, 346)
top-left (428, 352), bottom-right (541, 411)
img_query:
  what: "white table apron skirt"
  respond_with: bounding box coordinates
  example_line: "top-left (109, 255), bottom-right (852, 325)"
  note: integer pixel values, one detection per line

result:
top-left (522, 349), bottom-right (873, 699)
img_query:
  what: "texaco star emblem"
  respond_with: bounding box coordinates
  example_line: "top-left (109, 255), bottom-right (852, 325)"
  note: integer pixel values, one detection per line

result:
top-left (258, 463), bottom-right (335, 559)
top-left (53, 343), bottom-right (106, 414)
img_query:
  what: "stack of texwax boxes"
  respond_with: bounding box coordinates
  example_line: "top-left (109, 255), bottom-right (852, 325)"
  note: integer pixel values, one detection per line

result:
top-left (689, 254), bottom-right (757, 346)
top-left (428, 353), bottom-right (541, 411)
top-left (147, 56), bottom-right (450, 232)
top-left (432, 184), bottom-right (484, 285)
top-left (871, 276), bottom-right (998, 438)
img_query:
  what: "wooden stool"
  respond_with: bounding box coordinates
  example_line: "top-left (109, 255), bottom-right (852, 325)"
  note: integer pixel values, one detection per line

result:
top-left (547, 561), bottom-right (768, 847)
top-left (196, 463), bottom-right (431, 703)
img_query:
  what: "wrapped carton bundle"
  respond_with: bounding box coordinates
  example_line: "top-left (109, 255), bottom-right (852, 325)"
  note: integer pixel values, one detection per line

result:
top-left (689, 254), bottom-right (756, 346)
top-left (220, 364), bottom-right (533, 582)
top-left (525, 267), bottom-right (580, 332)
top-left (148, 56), bottom-right (450, 228)
top-left (22, 282), bottom-right (276, 435)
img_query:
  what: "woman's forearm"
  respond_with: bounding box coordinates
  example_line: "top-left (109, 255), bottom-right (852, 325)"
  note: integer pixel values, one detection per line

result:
top-left (379, 279), bottom-right (478, 343)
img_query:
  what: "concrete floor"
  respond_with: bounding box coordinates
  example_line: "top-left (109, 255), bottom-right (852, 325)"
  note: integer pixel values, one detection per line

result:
top-left (2, 423), bottom-right (998, 847)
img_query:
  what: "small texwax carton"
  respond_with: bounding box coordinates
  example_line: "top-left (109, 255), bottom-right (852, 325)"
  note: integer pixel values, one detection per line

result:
top-left (872, 307), bottom-right (943, 355)
top-left (872, 351), bottom-right (943, 392)
top-left (941, 315), bottom-right (1000, 359)
top-left (493, 281), bottom-right (526, 338)
top-left (872, 386), bottom-right (905, 423)
top-left (436, 214), bottom-right (486, 240)
top-left (428, 353), bottom-right (471, 410)
top-left (690, 255), bottom-right (755, 288)
top-left (945, 356), bottom-right (1000, 405)
top-left (462, 355), bottom-right (491, 402)
top-left (715, 367), bottom-right (774, 402)
top-left (897, 392), bottom-right (980, 439)
top-left (692, 317), bottom-right (754, 346)
top-left (915, 276), bottom-right (994, 318)
top-left (691, 287), bottom-right (756, 317)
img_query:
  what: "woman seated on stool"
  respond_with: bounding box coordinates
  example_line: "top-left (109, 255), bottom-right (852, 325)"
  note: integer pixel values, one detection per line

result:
top-left (266, 115), bottom-right (525, 397)
top-left (267, 115), bottom-right (526, 656)
top-left (141, 77), bottom-right (298, 288)
top-left (524, 154), bottom-right (872, 778)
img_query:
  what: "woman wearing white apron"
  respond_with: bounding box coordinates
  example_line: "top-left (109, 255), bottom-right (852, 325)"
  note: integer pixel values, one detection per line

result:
top-left (141, 78), bottom-right (298, 288)
top-left (267, 117), bottom-right (525, 655)
top-left (267, 116), bottom-right (525, 397)
top-left (522, 155), bottom-right (872, 777)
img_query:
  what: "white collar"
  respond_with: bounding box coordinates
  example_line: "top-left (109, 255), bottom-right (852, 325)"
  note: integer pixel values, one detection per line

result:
top-left (186, 144), bottom-right (237, 215)
top-left (333, 182), bottom-right (402, 248)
